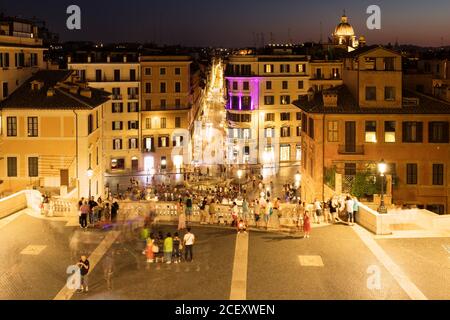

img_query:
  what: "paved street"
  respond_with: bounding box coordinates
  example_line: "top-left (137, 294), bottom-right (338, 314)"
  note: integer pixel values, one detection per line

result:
top-left (1, 210), bottom-right (449, 300)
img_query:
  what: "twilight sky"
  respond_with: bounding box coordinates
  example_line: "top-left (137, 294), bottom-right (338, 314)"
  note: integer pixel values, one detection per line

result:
top-left (2, 0), bottom-right (450, 47)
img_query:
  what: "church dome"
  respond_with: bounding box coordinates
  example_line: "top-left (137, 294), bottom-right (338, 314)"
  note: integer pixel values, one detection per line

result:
top-left (334, 15), bottom-right (355, 37)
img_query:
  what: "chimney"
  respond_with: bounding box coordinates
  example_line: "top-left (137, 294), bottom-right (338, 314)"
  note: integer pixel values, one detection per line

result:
top-left (47, 88), bottom-right (55, 97)
top-left (69, 85), bottom-right (79, 94)
top-left (87, 55), bottom-right (92, 63)
top-left (123, 55), bottom-right (127, 63)
top-left (107, 55), bottom-right (111, 63)
top-left (80, 88), bottom-right (92, 98)
top-left (323, 90), bottom-right (338, 107)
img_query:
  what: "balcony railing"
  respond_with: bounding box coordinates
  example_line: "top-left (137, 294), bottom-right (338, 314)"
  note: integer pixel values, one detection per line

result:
top-left (112, 95), bottom-right (122, 100)
top-left (128, 94), bottom-right (139, 100)
top-left (338, 145), bottom-right (365, 155)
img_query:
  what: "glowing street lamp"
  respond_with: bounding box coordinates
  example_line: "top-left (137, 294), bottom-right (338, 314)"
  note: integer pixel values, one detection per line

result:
top-left (377, 159), bottom-right (388, 214)
top-left (86, 167), bottom-right (93, 198)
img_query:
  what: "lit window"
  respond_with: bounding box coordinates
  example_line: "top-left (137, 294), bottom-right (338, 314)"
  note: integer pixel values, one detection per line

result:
top-left (384, 121), bottom-right (396, 143)
top-left (280, 144), bottom-right (291, 161)
top-left (365, 121), bottom-right (377, 143)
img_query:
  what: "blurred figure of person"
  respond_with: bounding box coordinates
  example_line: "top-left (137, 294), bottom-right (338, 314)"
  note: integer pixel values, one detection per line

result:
top-left (231, 202), bottom-right (239, 227)
top-left (183, 228), bottom-right (195, 262)
top-left (303, 208), bottom-right (311, 239)
top-left (346, 196), bottom-right (355, 226)
top-left (164, 233), bottom-right (173, 264)
top-left (237, 219), bottom-right (247, 234)
top-left (208, 199), bottom-right (216, 225)
top-left (80, 201), bottom-right (89, 229)
top-left (111, 201), bottom-right (119, 223)
top-left (172, 233), bottom-right (182, 264)
top-left (313, 198), bottom-right (322, 224)
top-left (178, 199), bottom-right (186, 231)
top-left (253, 199), bottom-right (261, 228)
top-left (295, 201), bottom-right (305, 232)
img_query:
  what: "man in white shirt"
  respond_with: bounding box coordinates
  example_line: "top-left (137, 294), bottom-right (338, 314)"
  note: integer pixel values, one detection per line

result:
top-left (183, 228), bottom-right (195, 262)
top-left (313, 199), bottom-right (322, 224)
top-left (345, 196), bottom-right (355, 226)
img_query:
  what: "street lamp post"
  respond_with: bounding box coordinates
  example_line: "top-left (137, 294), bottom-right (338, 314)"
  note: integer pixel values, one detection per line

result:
top-left (377, 159), bottom-right (388, 214)
top-left (237, 169), bottom-right (243, 195)
top-left (87, 167), bottom-right (94, 199)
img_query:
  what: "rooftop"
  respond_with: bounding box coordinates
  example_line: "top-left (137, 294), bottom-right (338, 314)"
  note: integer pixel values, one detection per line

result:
top-left (294, 85), bottom-right (450, 114)
top-left (0, 70), bottom-right (110, 110)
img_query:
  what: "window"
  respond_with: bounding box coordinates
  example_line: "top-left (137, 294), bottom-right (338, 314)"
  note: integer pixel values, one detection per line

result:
top-left (308, 118), bottom-right (315, 139)
top-left (296, 64), bottom-right (306, 73)
top-left (160, 68), bottom-right (166, 75)
top-left (265, 113), bottom-right (275, 122)
top-left (280, 95), bottom-right (290, 105)
top-left (3, 82), bottom-right (8, 98)
top-left (144, 100), bottom-right (151, 111)
top-left (27, 117), bottom-right (38, 137)
top-left (241, 114), bottom-right (251, 122)
top-left (159, 136), bottom-right (169, 148)
top-left (280, 112), bottom-right (291, 121)
top-left (328, 121), bottom-right (338, 142)
top-left (384, 87), bottom-right (396, 101)
top-left (7, 157), bottom-right (17, 177)
top-left (296, 145), bottom-right (302, 161)
top-left (365, 121), bottom-right (377, 143)
top-left (281, 126), bottom-right (291, 138)
top-left (175, 117), bottom-right (181, 128)
top-left (145, 82), bottom-right (152, 93)
top-left (265, 128), bottom-right (275, 138)
top-left (429, 122), bottom-right (449, 143)
top-left (95, 69), bottom-right (102, 82)
top-left (280, 64), bottom-right (290, 73)
top-left (130, 69), bottom-right (136, 81)
top-left (280, 144), bottom-right (291, 161)
top-left (241, 96), bottom-right (251, 110)
top-left (144, 67), bottom-right (152, 75)
top-left (175, 82), bottom-right (181, 93)
top-left (432, 164), bottom-right (444, 185)
top-left (145, 118), bottom-right (152, 129)
top-left (384, 121), bottom-right (396, 143)
top-left (160, 99), bottom-right (166, 109)
top-left (403, 122), bottom-right (423, 143)
top-left (129, 138), bottom-right (138, 149)
top-left (296, 112), bottom-right (302, 121)
top-left (114, 70), bottom-right (120, 81)
top-left (128, 121), bottom-right (139, 130)
top-left (282, 81), bottom-right (289, 90)
top-left (365, 87), bottom-right (376, 101)
top-left (161, 118), bottom-right (167, 129)
top-left (87, 114), bottom-right (94, 134)
top-left (243, 82), bottom-right (249, 91)
top-left (111, 158), bottom-right (125, 170)
top-left (298, 80), bottom-right (304, 90)
top-left (296, 126), bottom-right (302, 136)
top-left (406, 163), bottom-right (418, 185)
top-left (144, 137), bottom-right (154, 152)
top-left (128, 102), bottom-right (139, 112)
top-left (112, 121), bottom-right (123, 131)
top-left (160, 82), bottom-right (166, 93)
top-left (175, 68), bottom-right (181, 75)
top-left (112, 103), bottom-right (123, 113)
top-left (365, 57), bottom-right (376, 70)
top-left (264, 64), bottom-right (274, 73)
top-left (384, 57), bottom-right (395, 71)
top-left (0, 53), bottom-right (10, 67)
top-left (173, 135), bottom-right (184, 147)
top-left (6, 116), bottom-right (17, 136)
top-left (161, 156), bottom-right (167, 169)
top-left (345, 163), bottom-right (357, 176)
top-left (113, 139), bottom-right (123, 150)
top-left (264, 96), bottom-right (274, 105)
top-left (232, 82), bottom-right (238, 90)
top-left (231, 96), bottom-right (239, 109)
top-left (175, 99), bottom-right (181, 108)
top-left (266, 81), bottom-right (272, 90)
top-left (112, 87), bottom-right (121, 100)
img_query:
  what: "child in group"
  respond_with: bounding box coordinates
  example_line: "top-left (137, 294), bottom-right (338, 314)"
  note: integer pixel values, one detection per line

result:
top-left (172, 233), bottom-right (182, 264)
top-left (144, 234), bottom-right (155, 263)
top-left (237, 219), bottom-right (247, 234)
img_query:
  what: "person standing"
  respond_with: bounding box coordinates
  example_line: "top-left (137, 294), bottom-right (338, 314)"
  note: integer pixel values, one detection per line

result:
top-left (352, 196), bottom-right (359, 223)
top-left (199, 197), bottom-right (208, 225)
top-left (346, 196), bottom-right (355, 226)
top-left (303, 209), bottom-right (311, 239)
top-left (172, 233), bottom-right (182, 264)
top-left (329, 196), bottom-right (338, 223)
top-left (253, 199), bottom-right (261, 228)
top-left (77, 255), bottom-right (90, 293)
top-left (88, 196), bottom-right (98, 225)
top-left (231, 202), bottom-right (239, 227)
top-left (185, 195), bottom-right (193, 223)
top-left (295, 201), bottom-right (305, 231)
top-left (80, 201), bottom-right (89, 229)
top-left (178, 200), bottom-right (186, 231)
top-left (103, 203), bottom-right (111, 222)
top-left (264, 200), bottom-right (272, 230)
top-left (183, 228), bottom-right (195, 262)
top-left (313, 199), bottom-right (322, 224)
top-left (111, 201), bottom-right (119, 223)
top-left (163, 233), bottom-right (173, 264)
top-left (208, 199), bottom-right (216, 225)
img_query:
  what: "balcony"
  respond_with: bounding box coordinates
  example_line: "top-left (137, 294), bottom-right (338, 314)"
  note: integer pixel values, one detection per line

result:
top-left (128, 94), bottom-right (139, 100)
top-left (338, 145), bottom-right (365, 155)
top-left (111, 95), bottom-right (122, 100)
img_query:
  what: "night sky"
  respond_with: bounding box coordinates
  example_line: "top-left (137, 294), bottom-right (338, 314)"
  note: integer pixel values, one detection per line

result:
top-left (2, 0), bottom-right (450, 47)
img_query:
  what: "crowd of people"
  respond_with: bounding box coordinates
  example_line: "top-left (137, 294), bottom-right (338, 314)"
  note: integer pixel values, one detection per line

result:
top-left (77, 196), bottom-right (120, 229)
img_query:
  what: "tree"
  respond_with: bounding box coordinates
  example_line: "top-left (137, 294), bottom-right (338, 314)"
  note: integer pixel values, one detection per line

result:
top-left (351, 170), bottom-right (381, 198)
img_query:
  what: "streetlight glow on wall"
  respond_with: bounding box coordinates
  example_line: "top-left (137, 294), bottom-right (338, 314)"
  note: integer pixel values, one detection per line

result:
top-left (87, 167), bottom-right (93, 198)
top-left (377, 159), bottom-right (388, 214)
